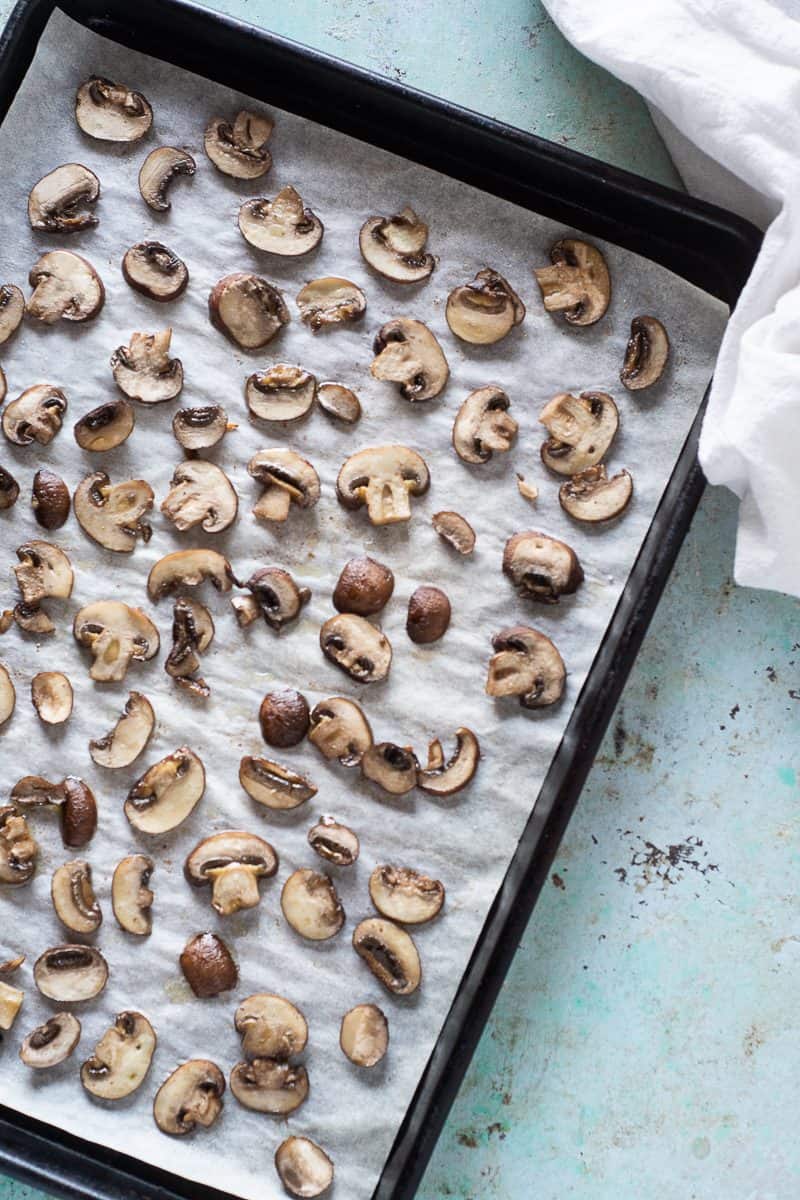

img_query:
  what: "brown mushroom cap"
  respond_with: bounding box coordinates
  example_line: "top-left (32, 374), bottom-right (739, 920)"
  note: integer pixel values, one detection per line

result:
top-left (621, 316), bottom-right (669, 390)
top-left (209, 273), bottom-right (289, 349)
top-left (0, 284), bottom-right (25, 345)
top-left (340, 1004), bottom-right (388, 1068)
top-left (248, 449), bottom-right (320, 522)
top-left (75, 77), bottom-right (152, 142)
top-left (33, 944), bottom-right (108, 1002)
top-left (147, 548), bottom-right (233, 601)
top-left (125, 747), bottom-right (205, 834)
top-left (73, 601), bottom-right (159, 683)
top-left (417, 727), bottom-right (480, 796)
top-left (161, 460), bottom-right (238, 534)
top-left (204, 111), bottom-right (273, 179)
top-left (238, 756), bottom-right (317, 811)
top-left (138, 146), bottom-right (196, 212)
top-left (320, 613), bottom-right (392, 683)
top-left (360, 742), bottom-right (419, 795)
top-left (369, 864), bottom-right (445, 924)
top-left (0, 666), bottom-right (16, 729)
top-left (27, 251), bottom-right (104, 324)
top-left (336, 444), bottom-right (430, 526)
top-left (240, 567), bottom-right (311, 630)
top-left (31, 672), bottom-right (73, 725)
top-left (245, 363), bottom-right (317, 423)
top-left (3, 385), bottom-right (67, 446)
top-left (230, 1057), bottom-right (309, 1114)
top-left (81, 1011), bottom-right (156, 1100)
top-left (239, 186), bottom-right (323, 256)
top-left (180, 933), bottom-right (238, 999)
top-left (352, 917), bottom-right (421, 995)
top-left (122, 242), bottom-right (188, 302)
top-left (111, 853), bottom-right (154, 935)
top-left (74, 399), bottom-right (135, 452)
top-left (235, 993), bottom-right (308, 1060)
top-left (111, 329), bottom-right (183, 405)
top-left (502, 530), bottom-right (584, 604)
top-left (31, 469), bottom-right (70, 531)
top-left (275, 1137), bottom-right (334, 1199)
top-left (74, 471), bottom-right (154, 551)
top-left (28, 163), bottom-right (100, 234)
top-left (20, 1013), bottom-right (81, 1069)
top-left (446, 269), bottom-right (525, 344)
top-left (296, 276), bottom-right (366, 331)
top-left (406, 585), bottom-right (451, 644)
top-left (281, 868), bottom-right (344, 941)
top-left (308, 816), bottom-right (360, 866)
top-left (15, 540), bottom-right (73, 604)
top-left (259, 690), bottom-right (310, 748)
top-left (90, 692), bottom-right (155, 769)
top-left (308, 697), bottom-right (373, 767)
top-left (317, 382), bottom-right (361, 424)
top-left (486, 625), bottom-right (566, 709)
top-left (359, 207), bottom-right (434, 283)
top-left (185, 831), bottom-right (278, 916)
top-left (172, 404), bottom-right (229, 452)
top-left (333, 556), bottom-right (394, 616)
top-left (0, 806), bottom-right (37, 885)
top-left (371, 318), bottom-right (449, 401)
top-left (559, 465), bottom-right (633, 522)
top-left (51, 859), bottom-right (102, 935)
top-left (452, 386), bottom-right (518, 465)
top-left (534, 238), bottom-right (611, 326)
top-left (432, 510), bottom-right (476, 555)
top-left (0, 465), bottom-right (20, 510)
top-left (539, 391), bottom-right (619, 475)
top-left (153, 1059), bottom-right (226, 1134)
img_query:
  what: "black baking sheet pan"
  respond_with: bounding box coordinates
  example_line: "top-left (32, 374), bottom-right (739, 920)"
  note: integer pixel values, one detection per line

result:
top-left (0, 2), bottom-right (761, 1198)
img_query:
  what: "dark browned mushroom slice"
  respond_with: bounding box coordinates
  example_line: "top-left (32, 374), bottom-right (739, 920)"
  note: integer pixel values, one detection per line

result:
top-left (51, 859), bottom-right (102, 934)
top-left (112, 853), bottom-right (154, 934)
top-left (260, 689), bottom-right (309, 748)
top-left (297, 277), bottom-right (366, 331)
top-left (371, 318), bottom-right (448, 400)
top-left (534, 238), bottom-right (611, 326)
top-left (209, 273), bottom-right (289, 349)
top-left (81, 1011), bottom-right (156, 1099)
top-left (275, 1137), bottom-right (334, 1199)
top-left (320, 613), bottom-right (392, 683)
top-left (502, 531), bottom-right (584, 604)
top-left (308, 817), bottom-right (360, 866)
top-left (407, 585), bottom-right (451, 644)
top-left (205, 110), bottom-right (273, 179)
top-left (139, 147), bottom-right (196, 212)
top-left (238, 568), bottom-right (311, 630)
top-left (621, 316), bottom-right (669, 390)
top-left (0, 667), bottom-right (15, 728)
top-left (539, 391), bottom-right (619, 475)
top-left (239, 186), bottom-right (323, 255)
top-left (333, 556), bottom-right (394, 616)
top-left (19, 1013), bottom-right (81, 1069)
top-left (352, 917), bottom-right (421, 995)
top-left (230, 1058), bottom-right (309, 1114)
top-left (161, 460), bottom-right (238, 534)
top-left (75, 77), bottom-right (152, 141)
top-left (486, 625), bottom-right (566, 709)
top-left (559, 465), bottom-right (633, 522)
top-left (336, 445), bottom-right (430, 525)
top-left (308, 697), bottom-right (373, 766)
top-left (417, 727), bottom-right (480, 796)
top-left (28, 164), bottom-right (100, 234)
top-left (235, 993), bottom-right (308, 1059)
top-left (179, 933), bottom-right (238, 999)
top-left (172, 405), bottom-right (230, 452)
top-left (359, 207), bottom-right (434, 283)
top-left (369, 864), bottom-right (444, 924)
top-left (31, 469), bottom-right (70, 530)
top-left (185, 830), bottom-right (278, 916)
top-left (0, 284), bottom-right (24, 345)
top-left (31, 671), bottom-right (73, 724)
top-left (317, 382), bottom-right (361, 424)
top-left (27, 251), bottom-right (104, 324)
top-left (281, 868), bottom-right (344, 941)
top-left (446, 269), bottom-right (525, 343)
top-left (125, 747), bottom-right (205, 834)
top-left (90, 692), bottom-right (155, 769)
top-left (432, 510), bottom-right (476, 555)
top-left (153, 1059), bottom-right (226, 1134)
top-left (111, 329), bottom-right (183, 404)
top-left (0, 980), bottom-right (24, 1031)
top-left (361, 742), bottom-right (420, 795)
top-left (11, 775), bottom-right (97, 847)
top-left (33, 945), bottom-right (108, 1002)
top-left (0, 466), bottom-right (19, 509)
top-left (3, 385), bottom-right (67, 446)
top-left (165, 597), bottom-right (214, 697)
top-left (452, 386), bottom-right (518, 464)
top-left (74, 399), bottom-right (135, 451)
top-left (122, 242), bottom-right (188, 301)
top-left (340, 1004), bottom-right (388, 1068)
top-left (239, 756), bottom-right (317, 811)
top-left (0, 806), bottom-right (37, 885)
top-left (245, 364), bottom-right (317, 422)
top-left (247, 449), bottom-right (320, 521)
top-left (74, 472), bottom-right (153, 552)
top-left (147, 548), bottom-right (233, 601)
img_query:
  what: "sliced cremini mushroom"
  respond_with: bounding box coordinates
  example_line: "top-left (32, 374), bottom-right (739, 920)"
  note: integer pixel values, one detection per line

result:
top-left (235, 993), bottom-right (307, 1060)
top-left (31, 671), bottom-right (73, 724)
top-left (486, 625), bottom-right (566, 709)
top-left (0, 806), bottom-right (37, 885)
top-left (417, 727), bottom-right (480, 796)
top-left (112, 853), bottom-right (154, 935)
top-left (297, 277), bottom-right (366, 331)
top-left (172, 404), bottom-right (229, 452)
top-left (559, 465), bottom-right (633, 522)
top-left (147, 548), bottom-right (232, 601)
top-left (516, 475), bottom-right (539, 503)
top-left (240, 567), bottom-right (311, 630)
top-left (317, 382), bottom-right (361, 424)
top-left (27, 251), bottom-right (104, 324)
top-left (3, 384), bottom-right (67, 446)
top-left (0, 284), bottom-right (24, 345)
top-left (122, 241), bottom-right (188, 302)
top-left (407, 585), bottom-right (451, 644)
top-left (452, 385), bottom-right (518, 465)
top-left (180, 932), bottom-right (238, 999)
top-left (90, 692), bottom-right (155, 769)
top-left (0, 465), bottom-right (19, 509)
top-left (239, 755), bottom-right (316, 811)
top-left (31, 468), bottom-right (70, 530)
top-left (51, 859), bottom-right (102, 934)
top-left (621, 316), bottom-right (669, 390)
top-left (275, 1137), bottom-right (334, 1199)
top-left (0, 955), bottom-right (24, 975)
top-left (153, 1059), bottom-right (226, 1135)
top-left (308, 817), bottom-right (360, 867)
top-left (360, 742), bottom-right (419, 795)
top-left (125, 747), bottom-right (205, 834)
top-left (534, 238), bottom-right (611, 326)
top-left (371, 318), bottom-right (449, 401)
top-left (239, 186), bottom-right (323, 255)
top-left (139, 146), bottom-right (196, 212)
top-left (74, 399), bottom-right (135, 452)
top-left (19, 1013), bottom-right (81, 1069)
top-left (185, 831), bottom-right (278, 916)
top-left (81, 1011), bottom-right (156, 1100)
top-left (340, 1004), bottom-right (388, 1068)
top-left (0, 667), bottom-right (15, 729)
top-left (308, 697), bottom-right (373, 766)
top-left (539, 391), bottom-right (619, 475)
top-left (15, 540), bottom-right (73, 606)
top-left (111, 329), bottom-right (183, 405)
top-left (230, 595), bottom-right (259, 628)
top-left (75, 77), bottom-right (152, 142)
top-left (28, 163), bottom-right (100, 234)
top-left (369, 865), bottom-right (444, 924)
top-left (432, 510), bottom-right (476, 555)
top-left (73, 600), bottom-right (159, 683)
top-left (336, 445), bottom-right (430, 526)
top-left (245, 363), bottom-right (316, 423)
top-left (0, 611), bottom-right (12, 634)
top-left (260, 689), bottom-right (309, 748)
top-left (0, 367), bottom-right (5, 406)
top-left (34, 945), bottom-right (108, 1002)
top-left (333, 556), bottom-right (394, 616)
top-left (14, 604), bottom-right (55, 635)
top-left (231, 1058), bottom-right (309, 1114)
top-left (359, 207), bottom-right (434, 283)
top-left (204, 110), bottom-right (273, 179)
top-left (502, 530), bottom-right (584, 604)
top-left (165, 597), bottom-right (214, 697)
top-left (161, 460), bottom-right (238, 534)
top-left (209, 273), bottom-right (289, 349)
top-left (11, 776), bottom-right (97, 846)
top-left (248, 448), bottom-right (320, 522)
top-left (0, 980), bottom-right (23, 1031)
top-left (281, 868), bottom-right (344, 941)
top-left (446, 269), bottom-right (525, 344)
top-left (320, 613), bottom-right (392, 683)
top-left (352, 917), bottom-right (421, 995)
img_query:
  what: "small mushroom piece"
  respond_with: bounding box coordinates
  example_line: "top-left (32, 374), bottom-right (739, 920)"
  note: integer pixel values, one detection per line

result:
top-left (81, 1011), bottom-right (156, 1100)
top-left (446, 269), bottom-right (525, 344)
top-left (31, 469), bottom-right (70, 530)
top-left (333, 556), bottom-right (394, 616)
top-left (352, 917), bottom-right (421, 995)
top-left (28, 163), bottom-right (100, 234)
top-left (235, 994), bottom-right (307, 1060)
top-left (360, 742), bottom-right (419, 795)
top-left (75, 77), bottom-right (152, 141)
top-left (125, 747), bottom-right (205, 834)
top-left (559, 465), bottom-right (633, 523)
top-left (0, 955), bottom-right (24, 975)
top-left (621, 316), bottom-right (669, 390)
top-left (138, 146), bottom-right (196, 212)
top-left (407, 585), bottom-right (451, 644)
top-left (308, 697), bottom-right (373, 767)
top-left (371, 318), bottom-right (449, 401)
top-left (31, 671), bottom-right (73, 724)
top-left (534, 238), bottom-right (611, 326)
top-left (239, 756), bottom-right (317, 811)
top-left (165, 598), bottom-right (214, 697)
top-left (3, 384), bottom-right (67, 446)
top-left (0, 981), bottom-right (23, 1031)
top-left (297, 277), bottom-right (366, 331)
top-left (0, 666), bottom-right (15, 728)
top-left (340, 1004), bottom-right (388, 1068)
top-left (147, 548), bottom-right (233, 601)
top-left (185, 831), bottom-right (278, 917)
top-left (73, 601), bottom-right (159, 682)
top-left (417, 727), bottom-right (480, 796)
top-left (13, 604), bottom-right (55, 635)
top-left (51, 859), bottom-right (102, 934)
top-left (74, 399), bottom-right (135, 452)
top-left (369, 865), bottom-right (444, 924)
top-left (308, 817), bottom-right (360, 867)
top-left (432, 510), bottom-right (476, 555)
top-left (359, 207), bottom-right (434, 283)
top-left (90, 692), bottom-right (155, 768)
top-left (486, 625), bottom-right (566, 709)
top-left (281, 868), bottom-right (344, 941)
top-left (15, 540), bottom-right (73, 605)
top-left (20, 1013), bottom-right (81, 1069)
top-left (502, 530), bottom-right (584, 604)
top-left (320, 613), bottom-right (392, 683)
top-left (230, 595), bottom-right (260, 627)
top-left (111, 329), bottom-right (184, 405)
top-left (161, 460), bottom-right (238, 534)
top-left (27, 251), bottom-right (104, 324)
top-left (0, 284), bottom-right (24, 344)
top-left (239, 186), bottom-right (323, 255)
top-left (230, 1058), bottom-right (309, 1114)
top-left (247, 449), bottom-right (320, 522)
top-left (0, 806), bottom-right (37, 885)
top-left (172, 405), bottom-right (229, 452)
top-left (516, 475), bottom-right (539, 503)
top-left (0, 465), bottom-right (20, 509)
top-left (153, 1059), bottom-right (226, 1135)
top-left (209, 273), bottom-right (289, 349)
top-left (0, 611), bottom-right (11, 634)
top-left (275, 1137), bottom-right (334, 1199)
top-left (179, 933), bottom-right (238, 999)
top-left (452, 386), bottom-right (518, 465)
top-left (336, 445), bottom-right (430, 526)
top-left (10, 776), bottom-right (97, 847)
top-left (33, 945), bottom-right (108, 1002)
top-left (122, 242), bottom-right (188, 302)
top-left (245, 364), bottom-right (317, 423)
top-left (112, 853), bottom-right (154, 935)
top-left (317, 382), bottom-right (361, 424)
top-left (260, 689), bottom-right (310, 748)
top-left (204, 110), bottom-right (274, 179)
top-left (241, 568), bottom-right (311, 630)
top-left (539, 391), bottom-right (619, 475)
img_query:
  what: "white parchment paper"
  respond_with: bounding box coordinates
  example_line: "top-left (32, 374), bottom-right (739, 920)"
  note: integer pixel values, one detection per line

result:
top-left (0, 11), bottom-right (726, 1199)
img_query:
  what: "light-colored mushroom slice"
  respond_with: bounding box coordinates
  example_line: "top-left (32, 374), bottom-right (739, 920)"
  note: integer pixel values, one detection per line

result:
top-left (204, 110), bottom-right (273, 179)
top-left (539, 391), bottom-right (619, 475)
top-left (231, 1058), bottom-right (309, 1114)
top-left (209, 273), bottom-right (289, 349)
top-left (3, 384), bottom-right (67, 446)
top-left (147, 548), bottom-right (233, 601)
top-left (360, 742), bottom-right (419, 795)
top-left (452, 385), bottom-right (518, 464)
top-left (336, 444), bottom-right (430, 525)
top-left (0, 955), bottom-right (25, 975)
top-left (621, 316), bottom-right (669, 390)
top-left (0, 806), bottom-right (37, 885)
top-left (139, 146), bottom-right (196, 212)
top-left (308, 697), bottom-right (373, 766)
top-left (90, 692), bottom-right (155, 768)
top-left (0, 980), bottom-right (23, 1031)
top-left (559, 465), bottom-right (633, 522)
top-left (122, 242), bottom-right (188, 302)
top-left (165, 597), bottom-right (214, 697)
top-left (486, 625), bottom-right (566, 709)
top-left (28, 163), bottom-right (100, 234)
top-left (352, 917), bottom-right (421, 995)
top-left (31, 672), bottom-right (73, 724)
top-left (239, 186), bottom-right (323, 255)
top-left (340, 1004), bottom-right (388, 1068)
top-left (111, 329), bottom-right (183, 405)
top-left (75, 77), bottom-right (152, 141)
top-left (359, 207), bottom-right (434, 283)
top-left (74, 399), bottom-right (135, 452)
top-left (230, 595), bottom-right (259, 627)
top-left (281, 868), bottom-right (344, 940)
top-left (81, 1011), bottom-right (156, 1100)
top-left (34, 945), bottom-right (108, 1002)
top-left (516, 475), bottom-right (539, 502)
top-left (27, 251), bottom-right (104, 324)
top-left (185, 831), bottom-right (278, 917)
top-left (13, 604), bottom-right (55, 635)
top-left (502, 530), bottom-right (584, 604)
top-left (534, 238), bottom-right (610, 325)
top-left (432, 510), bottom-right (475, 555)
top-left (235, 993), bottom-right (307, 1060)
top-left (297, 277), bottom-right (366, 331)
top-left (172, 405), bottom-right (229, 452)
top-left (446, 269), bottom-right (525, 343)
top-left (317, 381), bottom-right (361, 423)
top-left (247, 448), bottom-right (320, 522)
top-left (275, 1137), bottom-right (334, 1199)
top-left (0, 466), bottom-right (19, 509)
top-left (153, 1060), bottom-right (225, 1135)
top-left (73, 600), bottom-right (159, 682)
top-left (369, 865), bottom-right (444, 924)
top-left (417, 727), bottom-right (480, 796)
top-left (74, 471), bottom-right (154, 552)
top-left (320, 613), bottom-right (392, 683)
top-left (112, 853), bottom-right (154, 935)
top-left (0, 284), bottom-right (24, 344)
top-left (0, 665), bottom-right (16, 728)
top-left (161, 460), bottom-right (237, 534)
top-left (238, 756), bottom-right (317, 811)
top-left (180, 932), bottom-right (238, 998)
top-left (371, 317), bottom-right (449, 401)
top-left (238, 568), bottom-right (311, 630)
top-left (308, 817), bottom-right (360, 866)
top-left (14, 540), bottom-right (73, 605)
top-left (125, 747), bottom-right (205, 834)
top-left (31, 468), bottom-right (70, 530)
top-left (51, 859), bottom-right (102, 934)
top-left (19, 1013), bottom-right (81, 1068)
top-left (11, 776), bottom-right (96, 847)
top-left (245, 363), bottom-right (316, 423)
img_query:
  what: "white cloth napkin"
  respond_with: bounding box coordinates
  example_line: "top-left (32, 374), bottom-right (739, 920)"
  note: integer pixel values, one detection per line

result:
top-left (541, 0), bottom-right (800, 597)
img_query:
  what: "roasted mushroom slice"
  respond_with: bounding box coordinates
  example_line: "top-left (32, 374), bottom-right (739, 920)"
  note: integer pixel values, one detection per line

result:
top-left (161, 460), bottom-right (238, 534)
top-left (297, 277), bottom-right (366, 331)
top-left (281, 869), bottom-right (344, 941)
top-left (147, 548), bottom-right (233, 601)
top-left (27, 251), bottom-right (104, 324)
top-left (353, 918), bottom-right (421, 995)
top-left (111, 329), bottom-right (183, 405)
top-left (369, 865), bottom-right (444, 924)
top-left (359, 207), bottom-right (434, 283)
top-left (248, 449), bottom-right (320, 522)
top-left (180, 932), bottom-right (238, 998)
top-left (502, 530), bottom-right (584, 604)
top-left (90, 692), bottom-right (155, 768)
top-left (0, 666), bottom-right (15, 728)
top-left (125, 747), bottom-right (205, 834)
top-left (209, 273), bottom-right (289, 349)
top-left (452, 386), bottom-right (518, 464)
top-left (153, 1059), bottom-right (226, 1135)
top-left (239, 756), bottom-right (317, 811)
top-left (486, 625), bottom-right (566, 709)
top-left (31, 469), bottom-right (70, 530)
top-left (11, 776), bottom-right (97, 847)
top-left (240, 568), bottom-right (311, 630)
top-left (231, 1058), bottom-right (309, 1114)
top-left (336, 445), bottom-right (430, 526)
top-left (235, 993), bottom-right (307, 1060)
top-left (446, 269), bottom-right (525, 343)
top-left (308, 817), bottom-right (360, 866)
top-left (139, 146), bottom-right (196, 212)
top-left (34, 945), bottom-right (108, 1002)
top-left (275, 1137), bottom-right (334, 1199)
top-left (245, 363), bottom-right (316, 423)
top-left (0, 806), bottom-right (37, 885)
top-left (406, 585), bottom-right (451, 644)
top-left (51, 859), bottom-right (102, 934)
top-left (333, 556), bottom-right (394, 616)
top-left (122, 242), bottom-right (188, 302)
top-left (621, 316), bottom-right (669, 390)
top-left (539, 391), bottom-right (619, 475)
top-left (308, 697), bottom-right (373, 766)
top-left (75, 77), bottom-right (152, 141)
top-left (0, 284), bottom-right (24, 345)
top-left (31, 671), bottom-right (73, 725)
top-left (0, 980), bottom-right (23, 1031)
top-left (239, 186), bottom-right (323, 255)
top-left (360, 742), bottom-right (419, 795)
top-left (317, 381), bottom-right (361, 424)
top-left (74, 600), bottom-right (159, 683)
top-left (3, 384), bottom-right (67, 446)
top-left (516, 475), bottom-right (539, 503)
top-left (81, 1011), bottom-right (156, 1100)
top-left (186, 831), bottom-right (278, 916)
top-left (417, 727), bottom-right (480, 796)
top-left (534, 238), bottom-right (611, 326)
top-left (204, 110), bottom-right (273, 179)
top-left (340, 1004), bottom-right (388, 1068)
top-left (0, 465), bottom-right (20, 509)
top-left (260, 689), bottom-right (309, 748)
top-left (14, 540), bottom-right (73, 605)
top-left (0, 367), bottom-right (4, 406)
top-left (0, 955), bottom-right (25, 975)
top-left (20, 1013), bottom-right (81, 1069)
top-left (28, 163), bottom-right (100, 234)
top-left (320, 613), bottom-right (392, 683)
top-left (432, 510), bottom-right (476, 555)
top-left (74, 399), bottom-right (135, 452)
top-left (371, 318), bottom-right (448, 401)
top-left (559, 465), bottom-right (633, 523)
top-left (112, 853), bottom-right (154, 935)
top-left (165, 597), bottom-right (214, 697)
top-left (172, 405), bottom-right (229, 452)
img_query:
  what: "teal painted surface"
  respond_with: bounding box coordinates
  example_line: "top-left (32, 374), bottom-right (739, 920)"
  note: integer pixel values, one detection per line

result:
top-left (2, 2), bottom-right (796, 1199)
